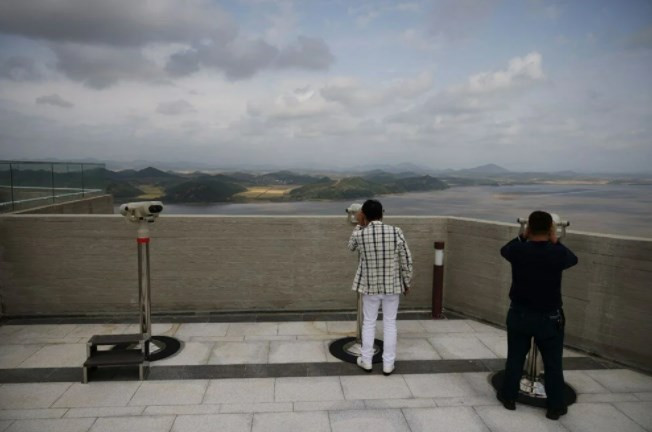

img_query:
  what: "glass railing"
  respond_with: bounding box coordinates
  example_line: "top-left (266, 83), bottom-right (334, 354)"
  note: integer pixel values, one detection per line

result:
top-left (0, 161), bottom-right (106, 213)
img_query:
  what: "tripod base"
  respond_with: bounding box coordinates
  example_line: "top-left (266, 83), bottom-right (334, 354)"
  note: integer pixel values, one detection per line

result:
top-left (489, 370), bottom-right (577, 408)
top-left (329, 337), bottom-right (383, 364)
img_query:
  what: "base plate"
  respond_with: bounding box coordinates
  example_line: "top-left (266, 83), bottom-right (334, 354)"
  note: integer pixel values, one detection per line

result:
top-left (490, 369), bottom-right (577, 408)
top-left (328, 337), bottom-right (384, 364)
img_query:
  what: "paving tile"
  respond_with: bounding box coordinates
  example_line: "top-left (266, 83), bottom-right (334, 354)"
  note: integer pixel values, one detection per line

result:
top-left (154, 342), bottom-right (213, 366)
top-left (174, 323), bottom-right (229, 338)
top-left (634, 393), bottom-right (652, 401)
top-left (293, 400), bottom-right (365, 411)
top-left (64, 407), bottom-right (144, 418)
top-left (564, 371), bottom-right (610, 394)
top-left (577, 393), bottom-right (639, 403)
top-left (5, 418), bottom-right (95, 432)
top-left (330, 408), bottom-right (411, 432)
top-left (340, 375), bottom-right (412, 400)
top-left (428, 335), bottom-right (497, 359)
top-left (53, 382), bottom-right (141, 408)
top-left (396, 338), bottom-right (442, 360)
top-left (419, 320), bottom-right (475, 333)
top-left (171, 414), bottom-right (252, 432)
top-left (268, 341), bottom-right (327, 363)
top-left (89, 416), bottom-right (175, 432)
top-left (188, 336), bottom-right (244, 342)
top-left (462, 372), bottom-right (496, 397)
top-left (403, 373), bottom-right (477, 398)
top-left (220, 402), bottom-right (293, 413)
top-left (17, 344), bottom-right (86, 368)
top-left (560, 403), bottom-right (646, 432)
top-left (585, 370), bottom-right (652, 393)
top-left (374, 321), bottom-right (426, 334)
top-left (226, 323), bottom-right (278, 337)
top-left (277, 322), bottom-right (328, 336)
top-left (251, 411), bottom-right (330, 432)
top-left (65, 324), bottom-right (130, 338)
top-left (614, 402), bottom-right (652, 431)
top-left (208, 342), bottom-right (269, 365)
top-left (0, 326), bottom-right (22, 337)
top-left (129, 380), bottom-right (208, 406)
top-left (275, 377), bottom-right (343, 402)
top-left (124, 323), bottom-right (177, 336)
top-left (326, 321), bottom-right (356, 335)
top-left (403, 406), bottom-right (489, 432)
top-left (10, 325), bottom-right (77, 341)
top-left (0, 346), bottom-right (43, 369)
top-left (475, 404), bottom-right (567, 432)
top-left (466, 321), bottom-right (505, 334)
top-left (203, 378), bottom-right (274, 404)
top-left (0, 383), bottom-right (71, 409)
top-left (364, 398), bottom-right (436, 409)
top-left (0, 410), bottom-right (67, 420)
top-left (245, 335), bottom-right (296, 341)
top-left (144, 405), bottom-right (221, 415)
top-left (0, 420), bottom-right (12, 432)
top-left (475, 334), bottom-right (507, 358)
top-left (434, 396), bottom-right (499, 407)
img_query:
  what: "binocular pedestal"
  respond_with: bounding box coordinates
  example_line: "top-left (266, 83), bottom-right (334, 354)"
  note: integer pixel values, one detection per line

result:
top-left (329, 293), bottom-right (383, 364)
top-left (490, 339), bottom-right (577, 407)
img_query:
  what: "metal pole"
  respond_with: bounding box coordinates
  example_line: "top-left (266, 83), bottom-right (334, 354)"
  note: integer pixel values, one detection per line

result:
top-left (137, 221), bottom-right (152, 355)
top-left (432, 241), bottom-right (445, 319)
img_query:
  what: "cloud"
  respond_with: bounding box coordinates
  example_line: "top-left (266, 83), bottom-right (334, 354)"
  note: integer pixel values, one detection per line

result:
top-left (0, 0), bottom-right (236, 47)
top-left (52, 43), bottom-right (167, 89)
top-left (35, 93), bottom-right (74, 108)
top-left (276, 36), bottom-right (335, 70)
top-left (0, 56), bottom-right (42, 81)
top-left (463, 52), bottom-right (544, 93)
top-left (156, 100), bottom-right (196, 115)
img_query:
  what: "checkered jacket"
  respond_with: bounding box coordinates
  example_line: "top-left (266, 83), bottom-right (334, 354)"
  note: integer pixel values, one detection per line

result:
top-left (348, 220), bottom-right (413, 295)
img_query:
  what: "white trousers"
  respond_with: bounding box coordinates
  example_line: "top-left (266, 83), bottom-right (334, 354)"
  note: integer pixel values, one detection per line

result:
top-left (361, 294), bottom-right (400, 366)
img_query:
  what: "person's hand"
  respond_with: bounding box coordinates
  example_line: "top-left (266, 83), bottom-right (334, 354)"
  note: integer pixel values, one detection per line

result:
top-left (356, 211), bottom-right (368, 227)
top-left (550, 228), bottom-right (558, 244)
top-left (523, 227), bottom-right (531, 240)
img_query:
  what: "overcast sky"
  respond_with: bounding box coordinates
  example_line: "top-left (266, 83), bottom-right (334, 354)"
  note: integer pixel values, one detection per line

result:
top-left (0, 0), bottom-right (651, 172)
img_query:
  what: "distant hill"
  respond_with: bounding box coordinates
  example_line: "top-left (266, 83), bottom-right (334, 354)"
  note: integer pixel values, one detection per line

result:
top-left (289, 175), bottom-right (448, 200)
top-left (259, 170), bottom-right (330, 185)
top-left (106, 182), bottom-right (143, 198)
top-left (163, 178), bottom-right (246, 203)
top-left (456, 164), bottom-right (510, 175)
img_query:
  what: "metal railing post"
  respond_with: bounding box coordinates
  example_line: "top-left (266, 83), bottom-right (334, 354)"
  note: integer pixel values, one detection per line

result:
top-left (51, 163), bottom-right (55, 203)
top-left (9, 163), bottom-right (15, 211)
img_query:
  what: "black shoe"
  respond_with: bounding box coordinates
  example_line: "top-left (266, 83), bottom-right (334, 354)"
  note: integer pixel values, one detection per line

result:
top-left (496, 393), bottom-right (516, 411)
top-left (546, 407), bottom-right (568, 420)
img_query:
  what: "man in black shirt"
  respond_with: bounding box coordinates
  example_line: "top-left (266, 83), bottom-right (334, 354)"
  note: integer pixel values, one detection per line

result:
top-left (498, 211), bottom-right (578, 420)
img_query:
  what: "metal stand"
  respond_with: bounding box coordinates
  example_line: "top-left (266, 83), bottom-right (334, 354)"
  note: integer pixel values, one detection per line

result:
top-left (328, 293), bottom-right (383, 364)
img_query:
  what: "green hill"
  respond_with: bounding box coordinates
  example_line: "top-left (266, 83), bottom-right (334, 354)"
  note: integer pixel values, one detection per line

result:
top-left (105, 182), bottom-right (143, 198)
top-left (163, 178), bottom-right (246, 203)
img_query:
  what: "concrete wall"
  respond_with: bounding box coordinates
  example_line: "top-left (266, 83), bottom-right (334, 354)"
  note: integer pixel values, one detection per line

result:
top-left (0, 215), bottom-right (445, 316)
top-left (15, 195), bottom-right (114, 215)
top-left (1, 214), bottom-right (650, 371)
top-left (443, 217), bottom-right (652, 372)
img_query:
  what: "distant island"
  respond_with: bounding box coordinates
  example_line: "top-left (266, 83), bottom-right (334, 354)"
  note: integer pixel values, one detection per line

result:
top-left (99, 164), bottom-right (652, 204)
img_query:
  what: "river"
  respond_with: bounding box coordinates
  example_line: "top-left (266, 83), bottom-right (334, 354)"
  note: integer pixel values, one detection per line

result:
top-left (121, 184), bottom-right (652, 238)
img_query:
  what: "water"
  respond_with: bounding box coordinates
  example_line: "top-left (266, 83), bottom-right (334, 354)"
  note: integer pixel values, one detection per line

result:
top-left (121, 184), bottom-right (652, 238)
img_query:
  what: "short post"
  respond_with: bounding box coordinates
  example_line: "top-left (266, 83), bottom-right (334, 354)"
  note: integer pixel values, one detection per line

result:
top-left (432, 241), bottom-right (445, 319)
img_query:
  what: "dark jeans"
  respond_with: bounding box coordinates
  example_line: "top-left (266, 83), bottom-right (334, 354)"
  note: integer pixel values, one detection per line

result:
top-left (501, 305), bottom-right (566, 409)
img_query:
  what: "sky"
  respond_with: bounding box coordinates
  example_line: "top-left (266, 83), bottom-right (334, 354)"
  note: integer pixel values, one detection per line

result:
top-left (0, 0), bottom-right (651, 173)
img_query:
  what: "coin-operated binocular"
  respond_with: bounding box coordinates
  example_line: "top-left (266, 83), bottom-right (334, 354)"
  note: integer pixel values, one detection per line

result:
top-left (119, 201), bottom-right (164, 350)
top-left (517, 213), bottom-right (569, 238)
top-left (346, 203), bottom-right (363, 225)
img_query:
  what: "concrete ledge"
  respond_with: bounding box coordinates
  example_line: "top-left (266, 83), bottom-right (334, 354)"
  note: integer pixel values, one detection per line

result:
top-left (13, 195), bottom-right (114, 215)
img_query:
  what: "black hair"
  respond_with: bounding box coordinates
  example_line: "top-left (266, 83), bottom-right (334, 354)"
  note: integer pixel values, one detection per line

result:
top-left (528, 210), bottom-right (553, 235)
top-left (362, 199), bottom-right (383, 221)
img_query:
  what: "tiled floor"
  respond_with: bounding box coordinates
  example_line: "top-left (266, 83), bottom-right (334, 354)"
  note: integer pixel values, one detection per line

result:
top-left (0, 318), bottom-right (651, 432)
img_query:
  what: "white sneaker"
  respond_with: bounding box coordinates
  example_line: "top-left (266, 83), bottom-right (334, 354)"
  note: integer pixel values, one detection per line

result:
top-left (356, 357), bottom-right (372, 373)
top-left (383, 364), bottom-right (395, 376)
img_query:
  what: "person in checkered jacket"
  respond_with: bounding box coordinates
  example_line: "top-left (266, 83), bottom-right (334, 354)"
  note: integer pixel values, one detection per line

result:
top-left (348, 199), bottom-right (413, 375)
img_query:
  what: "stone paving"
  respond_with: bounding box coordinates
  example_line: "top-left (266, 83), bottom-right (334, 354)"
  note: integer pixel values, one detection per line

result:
top-left (1, 318), bottom-right (651, 431)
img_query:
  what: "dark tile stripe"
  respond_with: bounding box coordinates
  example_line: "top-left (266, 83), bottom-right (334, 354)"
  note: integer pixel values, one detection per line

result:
top-left (0, 356), bottom-right (612, 384)
top-left (1, 309), bottom-right (449, 325)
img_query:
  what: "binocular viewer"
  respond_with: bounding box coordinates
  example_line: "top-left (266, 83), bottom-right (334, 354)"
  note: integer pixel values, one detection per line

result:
top-left (119, 201), bottom-right (164, 223)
